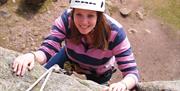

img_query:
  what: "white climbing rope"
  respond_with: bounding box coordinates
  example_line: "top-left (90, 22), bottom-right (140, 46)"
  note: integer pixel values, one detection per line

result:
top-left (25, 64), bottom-right (64, 91)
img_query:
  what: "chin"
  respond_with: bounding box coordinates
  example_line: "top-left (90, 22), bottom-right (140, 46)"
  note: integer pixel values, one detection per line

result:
top-left (79, 30), bottom-right (90, 35)
top-left (80, 32), bottom-right (89, 35)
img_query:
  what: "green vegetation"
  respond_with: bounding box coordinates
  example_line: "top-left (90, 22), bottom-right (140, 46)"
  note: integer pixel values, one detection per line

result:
top-left (143, 0), bottom-right (180, 30)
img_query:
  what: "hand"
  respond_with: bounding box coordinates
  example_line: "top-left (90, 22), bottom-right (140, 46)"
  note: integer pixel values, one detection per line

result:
top-left (104, 82), bottom-right (127, 91)
top-left (12, 53), bottom-right (35, 76)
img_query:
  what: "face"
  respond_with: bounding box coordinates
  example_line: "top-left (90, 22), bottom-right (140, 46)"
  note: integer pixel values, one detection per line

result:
top-left (73, 8), bottom-right (97, 35)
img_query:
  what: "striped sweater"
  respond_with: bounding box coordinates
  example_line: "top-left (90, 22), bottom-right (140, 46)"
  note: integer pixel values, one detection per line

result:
top-left (39, 9), bottom-right (139, 81)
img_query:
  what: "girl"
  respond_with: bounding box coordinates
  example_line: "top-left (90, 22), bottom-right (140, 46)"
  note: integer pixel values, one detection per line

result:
top-left (13, 0), bottom-right (139, 90)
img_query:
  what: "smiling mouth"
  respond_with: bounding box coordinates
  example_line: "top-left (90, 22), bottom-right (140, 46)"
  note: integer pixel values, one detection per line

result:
top-left (80, 25), bottom-right (89, 29)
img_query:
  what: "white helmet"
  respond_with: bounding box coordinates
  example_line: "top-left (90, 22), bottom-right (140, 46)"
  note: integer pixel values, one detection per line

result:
top-left (69, 0), bottom-right (105, 12)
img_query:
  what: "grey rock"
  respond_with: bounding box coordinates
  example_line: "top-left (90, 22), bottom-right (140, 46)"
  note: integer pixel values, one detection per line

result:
top-left (137, 80), bottom-right (180, 91)
top-left (144, 29), bottom-right (151, 34)
top-left (1, 47), bottom-right (180, 91)
top-left (136, 11), bottom-right (144, 20)
top-left (119, 8), bottom-right (132, 17)
top-left (128, 28), bottom-right (137, 34)
top-left (0, 47), bottom-right (106, 91)
top-left (0, 10), bottom-right (11, 18)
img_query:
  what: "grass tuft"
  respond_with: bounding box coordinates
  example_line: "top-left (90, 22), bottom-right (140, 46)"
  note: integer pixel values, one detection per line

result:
top-left (143, 0), bottom-right (180, 30)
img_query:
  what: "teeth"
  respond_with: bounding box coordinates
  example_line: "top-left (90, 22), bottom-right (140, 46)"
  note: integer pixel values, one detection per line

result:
top-left (80, 25), bottom-right (88, 29)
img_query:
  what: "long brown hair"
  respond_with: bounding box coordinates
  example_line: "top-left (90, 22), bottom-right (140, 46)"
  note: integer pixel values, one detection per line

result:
top-left (69, 9), bottom-right (111, 50)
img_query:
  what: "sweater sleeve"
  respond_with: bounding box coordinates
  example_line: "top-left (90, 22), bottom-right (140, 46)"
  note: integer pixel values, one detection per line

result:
top-left (111, 26), bottom-right (140, 81)
top-left (38, 9), bottom-right (70, 62)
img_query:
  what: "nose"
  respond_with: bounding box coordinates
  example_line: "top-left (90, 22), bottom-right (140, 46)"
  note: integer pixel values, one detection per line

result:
top-left (80, 16), bottom-right (88, 24)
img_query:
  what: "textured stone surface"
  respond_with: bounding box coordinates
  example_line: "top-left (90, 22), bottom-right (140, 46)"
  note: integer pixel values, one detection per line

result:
top-left (1, 47), bottom-right (180, 91)
top-left (136, 80), bottom-right (180, 91)
top-left (0, 47), bottom-right (105, 91)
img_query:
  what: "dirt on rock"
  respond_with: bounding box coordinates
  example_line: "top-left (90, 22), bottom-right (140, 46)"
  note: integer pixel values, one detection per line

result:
top-left (0, 0), bottom-right (180, 83)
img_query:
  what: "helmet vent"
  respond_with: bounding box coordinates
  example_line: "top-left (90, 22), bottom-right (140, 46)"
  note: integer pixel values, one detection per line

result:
top-left (89, 2), bottom-right (96, 5)
top-left (74, 0), bottom-right (96, 5)
top-left (101, 2), bottom-right (103, 8)
top-left (70, 0), bottom-right (105, 12)
top-left (75, 0), bottom-right (80, 3)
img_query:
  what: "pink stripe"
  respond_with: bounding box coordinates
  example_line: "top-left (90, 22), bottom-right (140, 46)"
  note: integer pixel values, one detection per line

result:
top-left (50, 30), bottom-right (66, 39)
top-left (43, 40), bottom-right (61, 51)
top-left (39, 46), bottom-right (56, 56)
top-left (65, 48), bottom-right (112, 69)
top-left (66, 40), bottom-right (113, 59)
top-left (66, 48), bottom-right (116, 75)
top-left (109, 31), bottom-right (118, 42)
top-left (116, 53), bottom-right (135, 62)
top-left (54, 17), bottom-right (66, 34)
top-left (122, 70), bottom-right (139, 77)
top-left (118, 62), bottom-right (137, 69)
top-left (66, 52), bottom-right (92, 69)
top-left (96, 57), bottom-right (116, 74)
top-left (112, 37), bottom-right (130, 55)
top-left (68, 55), bottom-right (115, 75)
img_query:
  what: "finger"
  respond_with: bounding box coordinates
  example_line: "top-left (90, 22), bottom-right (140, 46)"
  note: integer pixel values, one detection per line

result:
top-left (21, 64), bottom-right (27, 76)
top-left (103, 87), bottom-right (109, 91)
top-left (108, 84), bottom-right (115, 91)
top-left (117, 87), bottom-right (122, 91)
top-left (17, 63), bottom-right (22, 76)
top-left (28, 61), bottom-right (34, 71)
top-left (108, 85), bottom-right (114, 91)
top-left (112, 86), bottom-right (118, 91)
top-left (13, 62), bottom-right (18, 72)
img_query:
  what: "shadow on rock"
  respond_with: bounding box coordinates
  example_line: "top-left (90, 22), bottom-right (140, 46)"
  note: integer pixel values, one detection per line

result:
top-left (0, 0), bottom-right (7, 5)
top-left (16, 0), bottom-right (46, 20)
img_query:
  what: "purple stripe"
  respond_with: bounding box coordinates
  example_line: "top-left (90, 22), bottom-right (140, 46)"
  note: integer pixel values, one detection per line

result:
top-left (118, 62), bottom-right (137, 69)
top-left (67, 54), bottom-right (116, 75)
top-left (105, 14), bottom-right (123, 28)
top-left (54, 17), bottom-right (66, 34)
top-left (65, 47), bottom-right (114, 68)
top-left (50, 30), bottom-right (66, 39)
top-left (66, 40), bottom-right (113, 59)
top-left (122, 70), bottom-right (139, 77)
top-left (112, 37), bottom-right (130, 55)
top-left (66, 45), bottom-right (116, 74)
top-left (116, 53), bottom-right (135, 62)
top-left (39, 46), bottom-right (56, 57)
top-left (43, 40), bottom-right (61, 51)
top-left (66, 52), bottom-right (92, 69)
top-left (96, 57), bottom-right (115, 74)
top-left (109, 31), bottom-right (118, 42)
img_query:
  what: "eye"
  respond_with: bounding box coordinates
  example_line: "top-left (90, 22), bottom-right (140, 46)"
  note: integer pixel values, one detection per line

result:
top-left (75, 13), bottom-right (82, 17)
top-left (88, 14), bottom-right (95, 18)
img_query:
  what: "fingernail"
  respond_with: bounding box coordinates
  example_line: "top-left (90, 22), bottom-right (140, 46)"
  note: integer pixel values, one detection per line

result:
top-left (28, 69), bottom-right (31, 71)
top-left (16, 72), bottom-right (20, 76)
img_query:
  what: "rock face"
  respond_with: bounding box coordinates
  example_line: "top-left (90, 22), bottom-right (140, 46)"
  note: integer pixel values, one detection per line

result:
top-left (0, 46), bottom-right (180, 91)
top-left (0, 0), bottom-right (7, 5)
top-left (0, 47), bottom-right (106, 91)
top-left (136, 80), bottom-right (180, 91)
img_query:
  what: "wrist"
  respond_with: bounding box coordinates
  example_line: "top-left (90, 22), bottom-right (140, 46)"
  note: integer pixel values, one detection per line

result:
top-left (30, 51), bottom-right (37, 62)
